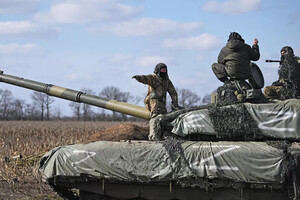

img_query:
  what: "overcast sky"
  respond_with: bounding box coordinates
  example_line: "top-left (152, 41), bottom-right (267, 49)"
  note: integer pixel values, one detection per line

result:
top-left (0, 0), bottom-right (299, 115)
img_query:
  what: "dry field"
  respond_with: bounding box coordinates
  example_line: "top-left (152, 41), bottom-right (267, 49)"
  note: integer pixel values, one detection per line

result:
top-left (0, 121), bottom-right (148, 200)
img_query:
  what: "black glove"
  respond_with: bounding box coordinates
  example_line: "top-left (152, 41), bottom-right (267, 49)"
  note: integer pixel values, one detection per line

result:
top-left (171, 104), bottom-right (184, 111)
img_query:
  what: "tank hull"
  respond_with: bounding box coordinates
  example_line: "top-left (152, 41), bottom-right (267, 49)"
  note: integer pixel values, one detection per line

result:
top-left (59, 180), bottom-right (290, 200)
top-left (40, 140), bottom-right (300, 200)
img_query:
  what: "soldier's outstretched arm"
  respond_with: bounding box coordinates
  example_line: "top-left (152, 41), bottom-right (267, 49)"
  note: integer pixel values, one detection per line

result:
top-left (132, 74), bottom-right (155, 86)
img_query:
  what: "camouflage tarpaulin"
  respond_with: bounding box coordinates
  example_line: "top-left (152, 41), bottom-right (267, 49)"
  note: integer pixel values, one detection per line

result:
top-left (171, 109), bottom-right (215, 137)
top-left (170, 99), bottom-right (300, 140)
top-left (246, 99), bottom-right (300, 139)
top-left (39, 140), bottom-right (284, 185)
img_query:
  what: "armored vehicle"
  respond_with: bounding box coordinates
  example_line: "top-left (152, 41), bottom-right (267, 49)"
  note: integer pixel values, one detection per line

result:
top-left (0, 70), bottom-right (300, 200)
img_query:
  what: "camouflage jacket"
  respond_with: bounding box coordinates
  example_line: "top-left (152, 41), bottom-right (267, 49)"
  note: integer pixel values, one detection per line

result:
top-left (278, 55), bottom-right (300, 96)
top-left (218, 39), bottom-right (260, 79)
top-left (134, 73), bottom-right (178, 116)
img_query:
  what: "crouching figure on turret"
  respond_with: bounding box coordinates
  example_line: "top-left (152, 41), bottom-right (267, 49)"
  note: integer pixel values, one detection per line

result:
top-left (211, 32), bottom-right (264, 104)
top-left (132, 63), bottom-right (182, 140)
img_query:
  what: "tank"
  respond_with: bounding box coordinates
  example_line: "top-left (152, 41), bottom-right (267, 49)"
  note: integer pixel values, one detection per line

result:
top-left (0, 70), bottom-right (300, 200)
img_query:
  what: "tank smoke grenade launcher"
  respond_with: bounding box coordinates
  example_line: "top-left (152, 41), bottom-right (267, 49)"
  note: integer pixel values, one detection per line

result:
top-left (0, 70), bottom-right (151, 120)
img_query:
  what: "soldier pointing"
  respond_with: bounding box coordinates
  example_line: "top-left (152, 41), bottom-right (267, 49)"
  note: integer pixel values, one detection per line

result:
top-left (132, 63), bottom-right (182, 140)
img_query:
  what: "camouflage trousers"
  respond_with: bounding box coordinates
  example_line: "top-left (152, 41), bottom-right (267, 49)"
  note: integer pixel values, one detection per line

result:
top-left (263, 85), bottom-right (282, 98)
top-left (148, 114), bottom-right (163, 141)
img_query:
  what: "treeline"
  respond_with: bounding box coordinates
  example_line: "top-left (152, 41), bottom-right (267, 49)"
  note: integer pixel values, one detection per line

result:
top-left (0, 86), bottom-right (211, 121)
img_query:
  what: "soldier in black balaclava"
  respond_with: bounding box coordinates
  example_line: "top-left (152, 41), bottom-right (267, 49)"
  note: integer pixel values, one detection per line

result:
top-left (264, 46), bottom-right (300, 99)
top-left (132, 63), bottom-right (182, 140)
top-left (211, 32), bottom-right (260, 83)
top-left (280, 46), bottom-right (295, 64)
top-left (133, 63), bottom-right (180, 116)
top-left (154, 63), bottom-right (168, 78)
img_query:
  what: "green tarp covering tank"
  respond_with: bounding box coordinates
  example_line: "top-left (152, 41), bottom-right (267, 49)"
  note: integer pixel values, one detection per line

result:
top-left (170, 99), bottom-right (300, 140)
top-left (39, 139), bottom-right (300, 200)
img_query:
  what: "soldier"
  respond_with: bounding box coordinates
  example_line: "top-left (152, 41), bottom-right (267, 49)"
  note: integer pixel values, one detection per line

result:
top-left (264, 46), bottom-right (300, 99)
top-left (132, 63), bottom-right (181, 140)
top-left (212, 32), bottom-right (260, 83)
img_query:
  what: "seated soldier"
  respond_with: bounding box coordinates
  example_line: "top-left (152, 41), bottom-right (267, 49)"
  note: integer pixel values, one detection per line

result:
top-left (132, 63), bottom-right (182, 140)
top-left (264, 46), bottom-right (300, 99)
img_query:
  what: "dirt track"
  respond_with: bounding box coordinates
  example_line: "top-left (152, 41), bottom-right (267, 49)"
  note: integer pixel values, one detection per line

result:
top-left (0, 121), bottom-right (148, 200)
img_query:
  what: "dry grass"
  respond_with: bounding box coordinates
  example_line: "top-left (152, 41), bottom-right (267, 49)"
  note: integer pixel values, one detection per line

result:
top-left (0, 121), bottom-right (147, 200)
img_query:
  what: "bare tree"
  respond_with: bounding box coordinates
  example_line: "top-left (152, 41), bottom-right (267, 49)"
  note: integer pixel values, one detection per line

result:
top-left (45, 95), bottom-right (54, 120)
top-left (31, 91), bottom-right (54, 120)
top-left (24, 103), bottom-right (39, 120)
top-left (100, 86), bottom-right (136, 121)
top-left (11, 98), bottom-right (26, 120)
top-left (167, 88), bottom-right (201, 110)
top-left (52, 105), bottom-right (62, 120)
top-left (69, 102), bottom-right (81, 120)
top-left (0, 89), bottom-right (13, 120)
top-left (31, 91), bottom-right (45, 120)
top-left (100, 86), bottom-right (122, 120)
top-left (100, 86), bottom-right (122, 100)
top-left (178, 88), bottom-right (201, 107)
top-left (202, 93), bottom-right (212, 105)
top-left (81, 88), bottom-right (95, 121)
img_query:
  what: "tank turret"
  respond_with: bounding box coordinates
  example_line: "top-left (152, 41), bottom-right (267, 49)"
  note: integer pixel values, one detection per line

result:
top-left (0, 70), bottom-right (151, 120)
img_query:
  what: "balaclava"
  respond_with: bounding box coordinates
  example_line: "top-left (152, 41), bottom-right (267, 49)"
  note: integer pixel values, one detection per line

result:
top-left (280, 46), bottom-right (294, 63)
top-left (154, 63), bottom-right (168, 78)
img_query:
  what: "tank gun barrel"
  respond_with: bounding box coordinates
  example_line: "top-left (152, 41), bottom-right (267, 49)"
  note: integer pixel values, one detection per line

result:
top-left (0, 70), bottom-right (151, 120)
